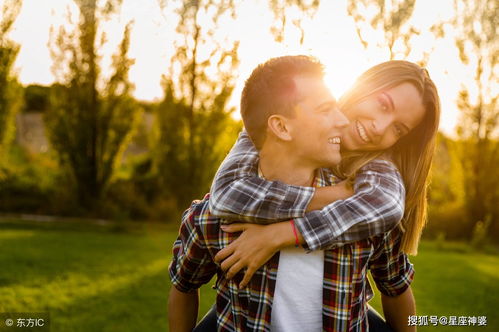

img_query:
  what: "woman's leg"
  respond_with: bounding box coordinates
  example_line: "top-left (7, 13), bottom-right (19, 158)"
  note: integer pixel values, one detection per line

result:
top-left (192, 304), bottom-right (217, 332)
top-left (368, 305), bottom-right (395, 332)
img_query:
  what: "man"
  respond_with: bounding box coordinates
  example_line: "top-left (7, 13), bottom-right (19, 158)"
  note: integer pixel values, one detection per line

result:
top-left (168, 56), bottom-right (415, 331)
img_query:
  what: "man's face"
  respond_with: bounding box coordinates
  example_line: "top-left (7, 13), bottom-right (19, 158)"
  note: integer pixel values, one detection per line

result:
top-left (286, 76), bottom-right (349, 168)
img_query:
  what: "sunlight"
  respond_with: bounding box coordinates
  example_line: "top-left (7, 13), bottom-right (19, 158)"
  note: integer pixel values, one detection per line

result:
top-left (7, 0), bottom-right (470, 135)
top-left (0, 258), bottom-right (168, 309)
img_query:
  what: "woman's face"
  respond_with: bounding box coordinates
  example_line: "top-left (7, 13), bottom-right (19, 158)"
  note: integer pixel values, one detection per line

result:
top-left (341, 82), bottom-right (426, 152)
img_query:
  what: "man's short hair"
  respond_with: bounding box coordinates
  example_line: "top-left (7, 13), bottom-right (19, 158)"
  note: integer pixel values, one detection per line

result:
top-left (240, 55), bottom-right (325, 149)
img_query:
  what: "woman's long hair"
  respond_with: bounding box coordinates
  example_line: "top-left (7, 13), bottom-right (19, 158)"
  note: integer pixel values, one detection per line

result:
top-left (336, 61), bottom-right (441, 255)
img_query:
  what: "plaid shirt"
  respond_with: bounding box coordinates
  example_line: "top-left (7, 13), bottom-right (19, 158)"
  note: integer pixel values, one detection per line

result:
top-left (209, 131), bottom-right (406, 250)
top-left (170, 169), bottom-right (414, 332)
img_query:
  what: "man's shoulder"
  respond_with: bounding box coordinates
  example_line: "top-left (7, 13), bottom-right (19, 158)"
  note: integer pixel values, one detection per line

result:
top-left (181, 193), bottom-right (226, 234)
top-left (182, 194), bottom-right (221, 225)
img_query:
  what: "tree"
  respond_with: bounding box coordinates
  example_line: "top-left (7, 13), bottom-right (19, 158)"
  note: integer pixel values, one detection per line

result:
top-left (268, 0), bottom-right (320, 44)
top-left (0, 0), bottom-right (23, 159)
top-left (346, 0), bottom-right (442, 64)
top-left (427, 133), bottom-right (467, 239)
top-left (47, 0), bottom-right (141, 209)
top-left (153, 0), bottom-right (241, 211)
top-left (23, 85), bottom-right (51, 112)
top-left (453, 0), bottom-right (499, 238)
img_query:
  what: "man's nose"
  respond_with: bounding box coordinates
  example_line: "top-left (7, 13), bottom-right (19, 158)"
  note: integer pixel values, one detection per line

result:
top-left (332, 107), bottom-right (349, 128)
top-left (372, 114), bottom-right (392, 136)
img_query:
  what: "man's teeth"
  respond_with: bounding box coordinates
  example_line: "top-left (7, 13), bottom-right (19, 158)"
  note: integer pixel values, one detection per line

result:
top-left (356, 121), bottom-right (370, 143)
top-left (328, 137), bottom-right (341, 144)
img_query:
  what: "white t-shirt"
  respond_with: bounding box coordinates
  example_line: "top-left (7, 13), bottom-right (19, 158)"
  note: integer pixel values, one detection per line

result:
top-left (270, 247), bottom-right (324, 331)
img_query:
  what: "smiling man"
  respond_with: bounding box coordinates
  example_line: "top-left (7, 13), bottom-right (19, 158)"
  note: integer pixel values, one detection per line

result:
top-left (168, 55), bottom-right (350, 331)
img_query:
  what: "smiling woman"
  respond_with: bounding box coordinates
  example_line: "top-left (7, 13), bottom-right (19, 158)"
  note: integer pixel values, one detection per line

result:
top-left (341, 83), bottom-right (426, 151)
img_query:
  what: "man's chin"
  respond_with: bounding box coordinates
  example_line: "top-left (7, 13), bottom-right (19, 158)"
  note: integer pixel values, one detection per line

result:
top-left (327, 157), bottom-right (342, 167)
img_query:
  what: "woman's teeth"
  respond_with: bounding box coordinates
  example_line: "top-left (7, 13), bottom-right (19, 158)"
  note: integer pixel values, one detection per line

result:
top-left (356, 121), bottom-right (370, 143)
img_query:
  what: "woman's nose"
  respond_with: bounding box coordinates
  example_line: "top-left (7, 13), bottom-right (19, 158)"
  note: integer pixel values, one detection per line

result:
top-left (372, 114), bottom-right (392, 136)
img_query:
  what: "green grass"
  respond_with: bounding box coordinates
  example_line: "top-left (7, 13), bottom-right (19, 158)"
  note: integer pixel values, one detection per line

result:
top-left (0, 220), bottom-right (497, 331)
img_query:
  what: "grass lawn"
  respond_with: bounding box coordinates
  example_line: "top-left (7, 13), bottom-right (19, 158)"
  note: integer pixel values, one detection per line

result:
top-left (0, 219), bottom-right (497, 331)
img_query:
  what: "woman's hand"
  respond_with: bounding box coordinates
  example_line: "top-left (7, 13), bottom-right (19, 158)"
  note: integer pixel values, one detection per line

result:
top-left (215, 222), bottom-right (294, 288)
top-left (306, 179), bottom-right (354, 212)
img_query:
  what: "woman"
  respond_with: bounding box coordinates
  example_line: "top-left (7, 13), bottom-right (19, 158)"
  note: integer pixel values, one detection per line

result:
top-left (197, 60), bottom-right (440, 331)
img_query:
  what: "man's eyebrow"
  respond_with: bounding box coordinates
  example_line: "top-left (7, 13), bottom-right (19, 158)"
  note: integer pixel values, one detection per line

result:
top-left (382, 92), bottom-right (395, 110)
top-left (315, 99), bottom-right (337, 110)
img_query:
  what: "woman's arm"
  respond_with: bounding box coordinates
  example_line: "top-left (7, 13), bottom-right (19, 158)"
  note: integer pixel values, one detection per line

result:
top-left (210, 131), bottom-right (358, 221)
top-left (295, 160), bottom-right (406, 251)
top-left (209, 131), bottom-right (315, 222)
top-left (213, 161), bottom-right (406, 287)
top-left (211, 132), bottom-right (405, 251)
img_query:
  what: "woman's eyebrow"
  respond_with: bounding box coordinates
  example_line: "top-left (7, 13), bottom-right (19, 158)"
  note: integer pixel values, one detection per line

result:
top-left (382, 92), bottom-right (395, 110)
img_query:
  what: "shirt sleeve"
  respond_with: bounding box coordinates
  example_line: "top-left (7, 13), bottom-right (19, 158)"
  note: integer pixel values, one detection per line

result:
top-left (294, 160), bottom-right (406, 251)
top-left (209, 130), bottom-right (315, 222)
top-left (369, 228), bottom-right (415, 297)
top-left (169, 201), bottom-right (218, 293)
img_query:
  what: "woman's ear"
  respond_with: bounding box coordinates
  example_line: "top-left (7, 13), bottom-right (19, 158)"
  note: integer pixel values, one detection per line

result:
top-left (267, 115), bottom-right (292, 141)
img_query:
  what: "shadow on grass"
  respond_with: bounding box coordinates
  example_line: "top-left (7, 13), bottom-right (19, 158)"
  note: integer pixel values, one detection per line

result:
top-left (0, 222), bottom-right (178, 302)
top-left (47, 264), bottom-right (171, 332)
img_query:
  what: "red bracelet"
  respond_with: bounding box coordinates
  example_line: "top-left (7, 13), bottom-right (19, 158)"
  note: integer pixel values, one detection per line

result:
top-left (290, 219), bottom-right (300, 248)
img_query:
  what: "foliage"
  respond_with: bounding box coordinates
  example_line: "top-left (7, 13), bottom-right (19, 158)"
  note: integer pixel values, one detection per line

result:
top-left (268, 0), bottom-right (320, 44)
top-left (347, 0), bottom-right (417, 59)
top-left (470, 217), bottom-right (492, 251)
top-left (426, 133), bottom-right (468, 239)
top-left (453, 0), bottom-right (499, 239)
top-left (346, 0), bottom-right (443, 64)
top-left (22, 84), bottom-right (51, 112)
top-left (0, 0), bottom-right (23, 161)
top-left (0, 147), bottom-right (59, 214)
top-left (46, 0), bottom-right (141, 209)
top-left (153, 0), bottom-right (242, 211)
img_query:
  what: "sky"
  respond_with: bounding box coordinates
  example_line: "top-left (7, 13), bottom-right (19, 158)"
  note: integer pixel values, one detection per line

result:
top-left (7, 0), bottom-right (468, 135)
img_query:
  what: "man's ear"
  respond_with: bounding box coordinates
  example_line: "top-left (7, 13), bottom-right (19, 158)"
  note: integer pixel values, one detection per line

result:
top-left (267, 114), bottom-right (292, 141)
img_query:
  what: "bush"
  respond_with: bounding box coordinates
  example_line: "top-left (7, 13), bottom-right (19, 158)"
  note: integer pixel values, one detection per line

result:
top-left (470, 217), bottom-right (492, 250)
top-left (0, 147), bottom-right (58, 214)
top-left (425, 202), bottom-right (471, 240)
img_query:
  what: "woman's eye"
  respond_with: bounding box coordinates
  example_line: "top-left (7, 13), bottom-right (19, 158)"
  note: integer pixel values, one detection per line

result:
top-left (378, 96), bottom-right (388, 111)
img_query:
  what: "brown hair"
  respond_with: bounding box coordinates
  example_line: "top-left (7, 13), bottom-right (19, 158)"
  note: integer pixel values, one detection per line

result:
top-left (337, 60), bottom-right (441, 255)
top-left (240, 55), bottom-right (324, 149)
